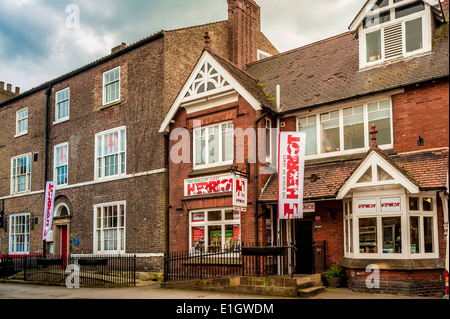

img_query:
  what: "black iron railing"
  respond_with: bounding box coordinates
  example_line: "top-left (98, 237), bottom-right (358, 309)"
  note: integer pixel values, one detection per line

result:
top-left (165, 242), bottom-right (288, 282)
top-left (0, 254), bottom-right (136, 287)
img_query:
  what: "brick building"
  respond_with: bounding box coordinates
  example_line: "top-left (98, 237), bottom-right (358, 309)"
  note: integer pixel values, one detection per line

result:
top-left (0, 0), bottom-right (278, 273)
top-left (161, 0), bottom-right (449, 296)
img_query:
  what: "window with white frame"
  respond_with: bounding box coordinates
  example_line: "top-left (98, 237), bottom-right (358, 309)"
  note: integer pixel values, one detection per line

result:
top-left (11, 154), bottom-right (32, 194)
top-left (193, 122), bottom-right (234, 169)
top-left (297, 99), bottom-right (392, 158)
top-left (360, 0), bottom-right (431, 68)
top-left (94, 202), bottom-right (126, 254)
top-left (189, 208), bottom-right (241, 254)
top-left (16, 108), bottom-right (28, 137)
top-left (9, 213), bottom-right (30, 254)
top-left (55, 88), bottom-right (70, 123)
top-left (54, 143), bottom-right (68, 186)
top-left (103, 67), bottom-right (120, 105)
top-left (343, 192), bottom-right (438, 259)
top-left (95, 127), bottom-right (126, 180)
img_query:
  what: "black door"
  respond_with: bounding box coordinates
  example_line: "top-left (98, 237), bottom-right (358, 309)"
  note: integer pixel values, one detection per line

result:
top-left (295, 220), bottom-right (313, 274)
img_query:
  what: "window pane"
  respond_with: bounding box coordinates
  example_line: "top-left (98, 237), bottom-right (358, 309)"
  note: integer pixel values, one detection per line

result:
top-left (410, 216), bottom-right (420, 253)
top-left (405, 18), bottom-right (423, 52)
top-left (424, 217), bottom-right (434, 253)
top-left (208, 211), bottom-right (221, 222)
top-left (366, 30), bottom-right (382, 62)
top-left (423, 197), bottom-right (433, 211)
top-left (382, 217), bottom-right (402, 254)
top-left (195, 129), bottom-right (206, 165)
top-left (299, 116), bottom-right (317, 155)
top-left (208, 127), bottom-right (219, 164)
top-left (222, 126), bottom-right (234, 162)
top-left (321, 113), bottom-right (340, 153)
top-left (363, 10), bottom-right (391, 28)
top-left (395, 1), bottom-right (425, 19)
top-left (359, 218), bottom-right (377, 254)
top-left (368, 103), bottom-right (391, 145)
top-left (208, 225), bottom-right (222, 252)
top-left (344, 108), bottom-right (365, 150)
top-left (192, 226), bottom-right (205, 252)
top-left (409, 197), bottom-right (419, 210)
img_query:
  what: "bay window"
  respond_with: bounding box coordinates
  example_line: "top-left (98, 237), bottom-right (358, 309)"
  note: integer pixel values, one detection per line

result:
top-left (189, 208), bottom-right (241, 254)
top-left (344, 193), bottom-right (438, 259)
top-left (298, 99), bottom-right (392, 158)
top-left (193, 122), bottom-right (234, 169)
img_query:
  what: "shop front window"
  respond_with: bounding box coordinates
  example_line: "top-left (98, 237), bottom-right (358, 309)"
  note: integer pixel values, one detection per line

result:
top-left (345, 193), bottom-right (438, 259)
top-left (190, 208), bottom-right (240, 254)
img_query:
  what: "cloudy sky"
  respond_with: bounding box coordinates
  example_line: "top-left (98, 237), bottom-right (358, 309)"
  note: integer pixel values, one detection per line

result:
top-left (0, 0), bottom-right (363, 93)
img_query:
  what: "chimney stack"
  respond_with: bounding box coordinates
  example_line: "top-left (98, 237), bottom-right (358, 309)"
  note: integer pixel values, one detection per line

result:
top-left (111, 42), bottom-right (127, 55)
top-left (228, 0), bottom-right (261, 68)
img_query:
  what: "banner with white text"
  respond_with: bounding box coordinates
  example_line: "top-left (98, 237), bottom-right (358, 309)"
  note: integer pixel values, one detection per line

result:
top-left (278, 132), bottom-right (306, 220)
top-left (42, 181), bottom-right (57, 241)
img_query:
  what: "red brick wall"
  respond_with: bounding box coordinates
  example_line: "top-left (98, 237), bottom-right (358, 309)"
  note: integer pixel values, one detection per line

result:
top-left (168, 96), bottom-right (272, 252)
top-left (392, 79), bottom-right (449, 153)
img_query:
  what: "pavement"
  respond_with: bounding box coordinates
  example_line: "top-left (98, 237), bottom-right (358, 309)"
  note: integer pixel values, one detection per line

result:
top-left (0, 281), bottom-right (442, 300)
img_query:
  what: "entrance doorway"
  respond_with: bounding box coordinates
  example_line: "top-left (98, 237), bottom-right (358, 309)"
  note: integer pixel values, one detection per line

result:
top-left (295, 219), bottom-right (313, 274)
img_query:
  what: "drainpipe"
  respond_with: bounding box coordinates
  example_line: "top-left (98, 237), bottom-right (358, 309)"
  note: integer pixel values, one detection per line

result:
top-left (43, 85), bottom-right (52, 258)
top-left (253, 107), bottom-right (268, 244)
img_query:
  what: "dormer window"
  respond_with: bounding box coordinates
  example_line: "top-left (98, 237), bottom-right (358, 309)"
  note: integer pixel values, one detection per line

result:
top-left (358, 0), bottom-right (432, 69)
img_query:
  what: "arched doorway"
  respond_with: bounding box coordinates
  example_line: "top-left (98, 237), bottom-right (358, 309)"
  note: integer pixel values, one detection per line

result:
top-left (53, 203), bottom-right (71, 258)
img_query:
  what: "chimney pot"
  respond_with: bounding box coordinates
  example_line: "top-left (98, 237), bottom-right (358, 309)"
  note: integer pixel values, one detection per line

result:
top-left (15, 87), bottom-right (20, 95)
top-left (370, 124), bottom-right (378, 148)
top-left (0, 81), bottom-right (4, 90)
top-left (7, 84), bottom-right (12, 92)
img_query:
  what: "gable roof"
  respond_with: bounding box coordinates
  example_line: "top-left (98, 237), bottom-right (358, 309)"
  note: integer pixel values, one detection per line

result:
top-left (245, 19), bottom-right (449, 115)
top-left (349, 0), bottom-right (445, 32)
top-left (159, 49), bottom-right (271, 133)
top-left (259, 148), bottom-right (449, 202)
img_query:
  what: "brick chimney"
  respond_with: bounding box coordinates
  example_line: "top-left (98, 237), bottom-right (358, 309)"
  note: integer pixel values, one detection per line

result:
top-left (228, 0), bottom-right (261, 68)
top-left (111, 42), bottom-right (127, 55)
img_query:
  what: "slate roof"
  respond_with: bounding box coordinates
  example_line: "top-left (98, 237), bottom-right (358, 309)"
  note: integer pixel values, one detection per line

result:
top-left (259, 148), bottom-right (449, 202)
top-left (246, 20), bottom-right (449, 114)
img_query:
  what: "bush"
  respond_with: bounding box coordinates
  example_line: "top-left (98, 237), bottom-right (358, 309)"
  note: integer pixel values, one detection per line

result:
top-left (323, 265), bottom-right (345, 278)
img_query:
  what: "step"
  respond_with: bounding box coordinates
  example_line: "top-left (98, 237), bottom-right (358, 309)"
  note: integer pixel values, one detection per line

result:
top-left (296, 280), bottom-right (315, 290)
top-left (297, 285), bottom-right (326, 298)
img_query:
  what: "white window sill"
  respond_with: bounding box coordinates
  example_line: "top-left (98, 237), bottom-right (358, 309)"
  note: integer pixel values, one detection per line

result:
top-left (14, 132), bottom-right (28, 138)
top-left (53, 117), bottom-right (70, 125)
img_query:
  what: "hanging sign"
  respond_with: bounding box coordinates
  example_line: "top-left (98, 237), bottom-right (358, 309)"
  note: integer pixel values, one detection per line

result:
top-left (184, 174), bottom-right (233, 196)
top-left (42, 181), bottom-right (57, 241)
top-left (233, 176), bottom-right (248, 212)
top-left (278, 132), bottom-right (306, 220)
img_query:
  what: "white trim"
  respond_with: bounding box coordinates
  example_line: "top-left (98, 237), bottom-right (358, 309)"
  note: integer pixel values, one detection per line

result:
top-left (102, 66), bottom-right (121, 106)
top-left (10, 153), bottom-right (32, 195)
top-left (94, 126), bottom-right (127, 181)
top-left (349, 0), bottom-right (439, 32)
top-left (93, 201), bottom-right (126, 254)
top-left (337, 150), bottom-right (419, 199)
top-left (15, 107), bottom-right (28, 138)
top-left (159, 51), bottom-right (262, 133)
top-left (54, 87), bottom-right (70, 124)
top-left (358, 3), bottom-right (432, 69)
top-left (9, 212), bottom-right (31, 255)
top-left (54, 202), bottom-right (71, 217)
top-left (54, 142), bottom-right (69, 186)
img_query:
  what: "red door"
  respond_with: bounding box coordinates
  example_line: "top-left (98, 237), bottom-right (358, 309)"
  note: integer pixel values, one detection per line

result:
top-left (61, 226), bottom-right (68, 268)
